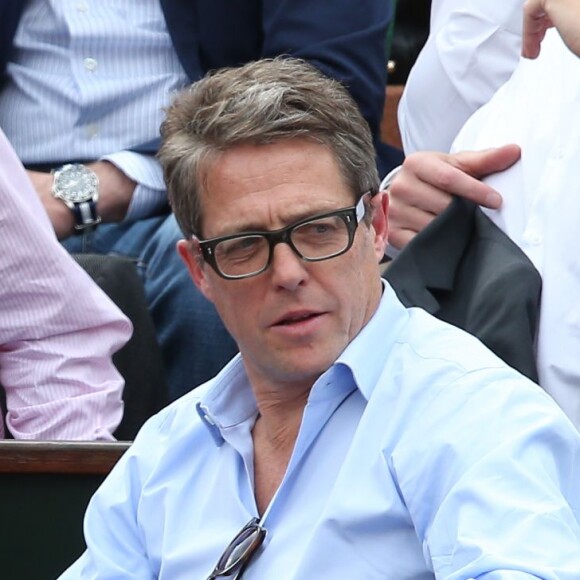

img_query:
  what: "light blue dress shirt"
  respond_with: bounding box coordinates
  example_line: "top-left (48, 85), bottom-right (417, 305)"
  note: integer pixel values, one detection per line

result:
top-left (60, 282), bottom-right (580, 579)
top-left (0, 0), bottom-right (188, 221)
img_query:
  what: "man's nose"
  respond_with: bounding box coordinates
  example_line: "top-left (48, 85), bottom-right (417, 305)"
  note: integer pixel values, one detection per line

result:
top-left (269, 242), bottom-right (309, 290)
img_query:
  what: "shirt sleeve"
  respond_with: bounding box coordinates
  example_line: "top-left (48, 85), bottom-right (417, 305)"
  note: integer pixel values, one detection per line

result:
top-left (390, 368), bottom-right (580, 577)
top-left (0, 129), bottom-right (132, 440)
top-left (100, 150), bottom-right (168, 222)
top-left (58, 413), bottom-right (167, 579)
top-left (398, 0), bottom-right (524, 154)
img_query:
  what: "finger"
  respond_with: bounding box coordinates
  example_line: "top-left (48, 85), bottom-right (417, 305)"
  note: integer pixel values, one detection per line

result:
top-left (446, 144), bottom-right (522, 208)
top-left (388, 227), bottom-right (423, 251)
top-left (410, 153), bottom-right (503, 209)
top-left (389, 200), bottom-right (437, 232)
top-left (390, 176), bottom-right (453, 216)
top-left (522, 15), bottom-right (551, 58)
top-left (452, 144), bottom-right (521, 176)
top-left (389, 197), bottom-right (438, 238)
top-left (396, 151), bottom-right (459, 209)
top-left (522, 26), bottom-right (549, 59)
top-left (522, 0), bottom-right (550, 57)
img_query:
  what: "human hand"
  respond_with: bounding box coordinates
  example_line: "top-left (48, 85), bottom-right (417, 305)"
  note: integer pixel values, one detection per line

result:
top-left (387, 144), bottom-right (521, 250)
top-left (27, 169), bottom-right (76, 240)
top-left (27, 161), bottom-right (136, 240)
top-left (522, 0), bottom-right (580, 58)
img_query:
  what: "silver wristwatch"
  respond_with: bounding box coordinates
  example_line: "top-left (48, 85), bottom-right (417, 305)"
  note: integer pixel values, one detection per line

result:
top-left (52, 163), bottom-right (101, 231)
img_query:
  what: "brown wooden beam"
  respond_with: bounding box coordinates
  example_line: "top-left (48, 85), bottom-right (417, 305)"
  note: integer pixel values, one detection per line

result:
top-left (381, 84), bottom-right (404, 150)
top-left (0, 440), bottom-right (131, 475)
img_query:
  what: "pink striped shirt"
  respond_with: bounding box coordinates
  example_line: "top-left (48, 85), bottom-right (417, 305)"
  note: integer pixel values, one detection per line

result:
top-left (0, 128), bottom-right (131, 440)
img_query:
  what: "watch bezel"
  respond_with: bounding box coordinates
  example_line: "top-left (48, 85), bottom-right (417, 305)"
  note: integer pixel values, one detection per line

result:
top-left (52, 163), bottom-right (100, 206)
top-left (51, 163), bottom-right (101, 231)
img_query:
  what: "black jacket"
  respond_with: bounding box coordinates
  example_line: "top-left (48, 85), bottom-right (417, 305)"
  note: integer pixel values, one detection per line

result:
top-left (385, 197), bottom-right (541, 382)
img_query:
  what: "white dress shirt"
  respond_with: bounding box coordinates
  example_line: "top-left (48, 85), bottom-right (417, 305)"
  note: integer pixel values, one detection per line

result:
top-left (398, 2), bottom-right (580, 429)
top-left (398, 0), bottom-right (524, 154)
top-left (0, 0), bottom-right (189, 220)
top-left (0, 128), bottom-right (131, 439)
top-left (451, 30), bottom-right (580, 430)
top-left (60, 282), bottom-right (580, 579)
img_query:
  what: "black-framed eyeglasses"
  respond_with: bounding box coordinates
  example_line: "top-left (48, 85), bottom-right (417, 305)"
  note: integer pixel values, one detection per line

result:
top-left (207, 517), bottom-right (267, 580)
top-left (197, 191), bottom-right (374, 280)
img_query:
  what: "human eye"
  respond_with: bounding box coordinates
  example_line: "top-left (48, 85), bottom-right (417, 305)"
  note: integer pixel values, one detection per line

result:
top-left (295, 216), bottom-right (343, 241)
top-left (216, 235), bottom-right (264, 263)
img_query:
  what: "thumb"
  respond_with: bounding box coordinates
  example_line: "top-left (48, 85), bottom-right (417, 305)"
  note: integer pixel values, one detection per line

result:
top-left (452, 144), bottom-right (521, 179)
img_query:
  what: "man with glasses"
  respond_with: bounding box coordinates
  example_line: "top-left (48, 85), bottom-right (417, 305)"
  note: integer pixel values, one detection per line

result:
top-left (60, 58), bottom-right (580, 579)
top-left (0, 0), bottom-right (398, 402)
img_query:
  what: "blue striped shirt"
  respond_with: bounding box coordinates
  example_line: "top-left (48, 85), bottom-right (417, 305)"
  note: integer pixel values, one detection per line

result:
top-left (0, 0), bottom-right (189, 220)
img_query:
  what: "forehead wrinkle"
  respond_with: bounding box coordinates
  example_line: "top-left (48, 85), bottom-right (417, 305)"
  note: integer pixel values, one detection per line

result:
top-left (200, 140), bottom-right (354, 238)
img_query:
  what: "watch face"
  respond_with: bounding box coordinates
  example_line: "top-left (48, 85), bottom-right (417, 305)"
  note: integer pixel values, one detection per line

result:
top-left (54, 164), bottom-right (99, 203)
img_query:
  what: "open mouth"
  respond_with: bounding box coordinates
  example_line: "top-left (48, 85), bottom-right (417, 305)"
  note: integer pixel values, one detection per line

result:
top-left (275, 311), bottom-right (322, 326)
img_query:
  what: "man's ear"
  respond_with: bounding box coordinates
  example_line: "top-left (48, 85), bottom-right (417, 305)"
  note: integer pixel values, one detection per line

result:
top-left (370, 191), bottom-right (389, 260)
top-left (177, 238), bottom-right (215, 303)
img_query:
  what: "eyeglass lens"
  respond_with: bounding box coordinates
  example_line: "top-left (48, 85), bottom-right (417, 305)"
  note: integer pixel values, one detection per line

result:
top-left (214, 213), bottom-right (352, 277)
top-left (208, 518), bottom-right (266, 579)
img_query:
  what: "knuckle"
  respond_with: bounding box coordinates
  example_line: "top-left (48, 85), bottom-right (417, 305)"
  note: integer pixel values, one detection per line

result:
top-left (432, 165), bottom-right (456, 191)
top-left (402, 153), bottom-right (423, 173)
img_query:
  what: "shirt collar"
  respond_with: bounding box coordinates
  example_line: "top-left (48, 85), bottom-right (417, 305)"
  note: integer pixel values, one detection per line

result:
top-left (197, 279), bottom-right (409, 443)
top-left (334, 279), bottom-right (409, 401)
top-left (195, 355), bottom-right (257, 445)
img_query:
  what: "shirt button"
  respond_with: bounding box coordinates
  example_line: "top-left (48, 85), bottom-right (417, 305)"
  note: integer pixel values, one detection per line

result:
top-left (84, 57), bottom-right (98, 72)
top-left (77, 2), bottom-right (88, 12)
top-left (203, 413), bottom-right (216, 426)
top-left (85, 124), bottom-right (99, 138)
top-left (530, 233), bottom-right (542, 246)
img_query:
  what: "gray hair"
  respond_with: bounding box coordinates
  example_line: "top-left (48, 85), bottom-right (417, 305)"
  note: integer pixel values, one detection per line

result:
top-left (159, 57), bottom-right (379, 238)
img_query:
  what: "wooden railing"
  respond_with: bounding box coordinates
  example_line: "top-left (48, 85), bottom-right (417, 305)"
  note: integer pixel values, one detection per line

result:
top-left (0, 440), bottom-right (130, 474)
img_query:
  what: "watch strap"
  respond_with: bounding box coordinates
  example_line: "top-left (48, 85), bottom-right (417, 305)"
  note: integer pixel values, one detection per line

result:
top-left (72, 199), bottom-right (102, 232)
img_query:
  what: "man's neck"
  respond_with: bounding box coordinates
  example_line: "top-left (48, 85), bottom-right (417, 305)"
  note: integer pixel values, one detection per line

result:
top-left (251, 383), bottom-right (311, 515)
